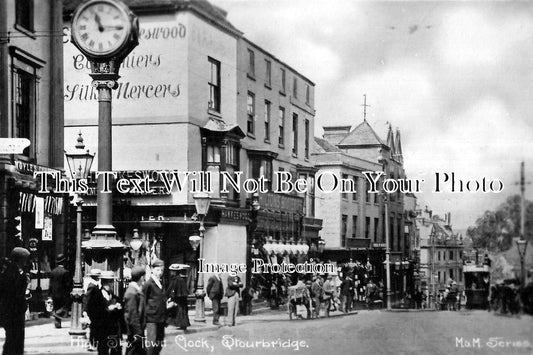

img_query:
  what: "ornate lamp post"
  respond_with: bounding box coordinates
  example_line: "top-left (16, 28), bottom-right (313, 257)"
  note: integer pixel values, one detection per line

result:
top-left (64, 132), bottom-right (94, 338)
top-left (378, 152), bottom-right (392, 310)
top-left (190, 192), bottom-right (211, 322)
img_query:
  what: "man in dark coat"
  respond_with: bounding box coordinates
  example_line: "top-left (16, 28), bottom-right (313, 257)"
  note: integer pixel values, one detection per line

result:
top-left (124, 266), bottom-right (146, 355)
top-left (340, 275), bottom-right (354, 313)
top-left (225, 274), bottom-right (242, 326)
top-left (83, 269), bottom-right (109, 355)
top-left (206, 273), bottom-right (223, 325)
top-left (166, 264), bottom-right (190, 330)
top-left (0, 247), bottom-right (30, 355)
top-left (49, 254), bottom-right (72, 328)
top-left (142, 259), bottom-right (166, 355)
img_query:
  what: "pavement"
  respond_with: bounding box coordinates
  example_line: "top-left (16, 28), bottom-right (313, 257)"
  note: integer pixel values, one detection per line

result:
top-left (0, 302), bottom-right (360, 354)
top-left (0, 300), bottom-right (476, 355)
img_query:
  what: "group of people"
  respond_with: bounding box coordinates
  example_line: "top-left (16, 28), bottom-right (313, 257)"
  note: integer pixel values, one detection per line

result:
top-left (82, 259), bottom-right (244, 355)
top-left (0, 247), bottom-right (246, 355)
top-left (489, 278), bottom-right (533, 315)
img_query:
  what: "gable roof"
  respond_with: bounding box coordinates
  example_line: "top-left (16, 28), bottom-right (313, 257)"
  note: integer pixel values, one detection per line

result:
top-left (338, 120), bottom-right (385, 147)
top-left (313, 137), bottom-right (341, 153)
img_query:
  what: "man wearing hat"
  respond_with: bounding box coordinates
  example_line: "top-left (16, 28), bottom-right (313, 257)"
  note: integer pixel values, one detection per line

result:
top-left (142, 259), bottom-right (166, 355)
top-left (101, 271), bottom-right (123, 355)
top-left (83, 269), bottom-right (109, 354)
top-left (49, 254), bottom-right (72, 328)
top-left (124, 266), bottom-right (146, 355)
top-left (166, 264), bottom-right (190, 330)
top-left (0, 247), bottom-right (30, 355)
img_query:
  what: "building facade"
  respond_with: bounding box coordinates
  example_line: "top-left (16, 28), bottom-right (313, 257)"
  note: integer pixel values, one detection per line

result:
top-left (312, 120), bottom-right (412, 304)
top-left (0, 0), bottom-right (66, 311)
top-left (418, 210), bottom-right (465, 305)
top-left (63, 0), bottom-right (321, 298)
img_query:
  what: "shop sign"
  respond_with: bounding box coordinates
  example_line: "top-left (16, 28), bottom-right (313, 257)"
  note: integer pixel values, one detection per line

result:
top-left (258, 192), bottom-right (304, 213)
top-left (372, 243), bottom-right (386, 249)
top-left (0, 138), bottom-right (30, 154)
top-left (220, 208), bottom-right (249, 224)
top-left (42, 215), bottom-right (53, 241)
top-left (34, 197), bottom-right (44, 229)
top-left (15, 160), bottom-right (61, 176)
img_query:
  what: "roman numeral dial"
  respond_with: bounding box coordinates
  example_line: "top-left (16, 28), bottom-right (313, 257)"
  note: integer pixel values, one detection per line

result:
top-left (71, 0), bottom-right (131, 57)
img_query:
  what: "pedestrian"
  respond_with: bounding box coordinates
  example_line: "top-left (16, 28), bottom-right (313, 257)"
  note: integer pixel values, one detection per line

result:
top-left (206, 273), bottom-right (224, 325)
top-left (124, 266), bottom-right (146, 355)
top-left (366, 280), bottom-right (376, 310)
top-left (310, 275), bottom-right (323, 318)
top-left (49, 254), bottom-right (72, 328)
top-left (83, 269), bottom-right (109, 354)
top-left (225, 274), bottom-right (243, 326)
top-left (340, 275), bottom-right (354, 313)
top-left (101, 271), bottom-right (124, 355)
top-left (142, 259), bottom-right (166, 355)
top-left (166, 264), bottom-right (190, 331)
top-left (0, 247), bottom-right (31, 355)
top-left (322, 275), bottom-right (334, 317)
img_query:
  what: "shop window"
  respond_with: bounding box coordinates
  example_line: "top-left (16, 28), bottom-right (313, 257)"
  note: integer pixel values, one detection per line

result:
top-left (280, 68), bottom-right (286, 94)
top-left (292, 113), bottom-right (298, 155)
top-left (374, 218), bottom-right (379, 242)
top-left (265, 59), bottom-right (271, 87)
top-left (304, 119), bottom-right (309, 159)
top-left (298, 172), bottom-right (315, 217)
top-left (352, 176), bottom-right (358, 201)
top-left (12, 49), bottom-right (41, 159)
top-left (250, 157), bottom-right (272, 190)
top-left (247, 49), bottom-right (255, 77)
top-left (341, 215), bottom-right (347, 247)
top-left (341, 174), bottom-right (348, 199)
top-left (206, 145), bottom-right (220, 163)
top-left (264, 100), bottom-right (271, 142)
top-left (208, 57), bottom-right (220, 112)
top-left (278, 107), bottom-right (285, 146)
top-left (16, 0), bottom-right (34, 31)
top-left (247, 92), bottom-right (255, 135)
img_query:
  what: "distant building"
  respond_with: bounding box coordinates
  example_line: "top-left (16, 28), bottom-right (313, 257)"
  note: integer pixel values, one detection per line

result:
top-left (312, 119), bottom-right (411, 304)
top-left (418, 209), bottom-right (465, 302)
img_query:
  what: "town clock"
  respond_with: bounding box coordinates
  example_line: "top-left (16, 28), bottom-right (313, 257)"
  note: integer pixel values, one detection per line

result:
top-left (71, 0), bottom-right (138, 63)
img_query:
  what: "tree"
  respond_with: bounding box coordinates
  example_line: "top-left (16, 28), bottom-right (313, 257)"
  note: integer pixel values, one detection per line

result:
top-left (467, 195), bottom-right (533, 252)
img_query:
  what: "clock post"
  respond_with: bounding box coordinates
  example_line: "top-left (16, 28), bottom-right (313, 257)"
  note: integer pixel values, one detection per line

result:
top-left (70, 0), bottom-right (138, 298)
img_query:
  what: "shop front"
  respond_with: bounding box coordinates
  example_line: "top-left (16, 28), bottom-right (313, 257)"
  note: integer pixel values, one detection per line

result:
top-left (0, 160), bottom-right (68, 312)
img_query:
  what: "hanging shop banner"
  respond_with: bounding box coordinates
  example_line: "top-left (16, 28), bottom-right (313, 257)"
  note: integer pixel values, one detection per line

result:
top-left (42, 215), bottom-right (53, 241)
top-left (35, 197), bottom-right (44, 229)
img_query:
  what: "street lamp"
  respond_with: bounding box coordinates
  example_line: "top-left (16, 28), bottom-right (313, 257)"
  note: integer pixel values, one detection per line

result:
top-left (64, 132), bottom-right (94, 338)
top-left (378, 152), bottom-right (392, 310)
top-left (516, 238), bottom-right (528, 285)
top-left (191, 192), bottom-right (210, 322)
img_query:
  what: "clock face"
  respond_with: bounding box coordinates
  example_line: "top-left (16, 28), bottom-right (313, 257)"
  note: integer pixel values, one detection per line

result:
top-left (72, 0), bottom-right (131, 57)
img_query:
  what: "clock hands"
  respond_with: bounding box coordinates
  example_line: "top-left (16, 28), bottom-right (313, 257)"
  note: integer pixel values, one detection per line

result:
top-left (94, 13), bottom-right (104, 32)
top-left (103, 25), bottom-right (124, 30)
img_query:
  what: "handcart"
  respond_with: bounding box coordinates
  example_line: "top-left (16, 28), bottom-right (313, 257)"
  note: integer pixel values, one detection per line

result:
top-left (287, 285), bottom-right (312, 320)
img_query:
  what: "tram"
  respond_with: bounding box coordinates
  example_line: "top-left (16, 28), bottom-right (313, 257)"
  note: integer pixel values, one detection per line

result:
top-left (463, 262), bottom-right (490, 309)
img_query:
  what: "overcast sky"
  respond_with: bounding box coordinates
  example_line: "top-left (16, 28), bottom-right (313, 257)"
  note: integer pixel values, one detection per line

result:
top-left (211, 0), bottom-right (533, 231)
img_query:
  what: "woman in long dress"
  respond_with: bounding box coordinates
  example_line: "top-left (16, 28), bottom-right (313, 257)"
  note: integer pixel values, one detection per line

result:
top-left (167, 264), bottom-right (191, 330)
